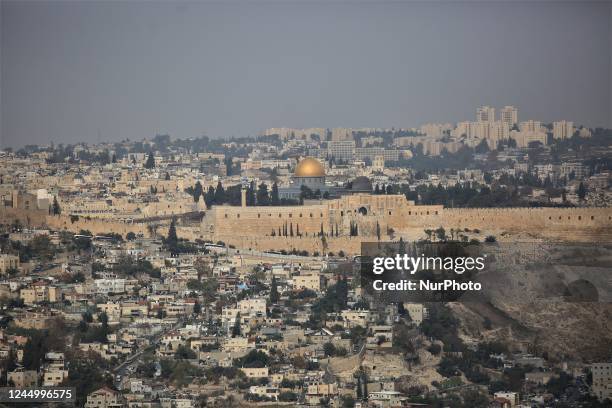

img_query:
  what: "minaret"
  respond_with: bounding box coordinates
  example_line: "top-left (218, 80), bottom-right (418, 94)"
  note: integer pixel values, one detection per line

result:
top-left (241, 186), bottom-right (247, 208)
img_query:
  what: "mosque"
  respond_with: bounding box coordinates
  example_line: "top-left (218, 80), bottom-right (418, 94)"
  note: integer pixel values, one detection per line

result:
top-left (278, 157), bottom-right (331, 200)
top-left (278, 157), bottom-right (372, 200)
top-left (199, 157), bottom-right (610, 254)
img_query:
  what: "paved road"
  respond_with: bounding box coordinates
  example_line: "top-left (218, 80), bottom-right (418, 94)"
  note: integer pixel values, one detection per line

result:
top-left (113, 320), bottom-right (183, 388)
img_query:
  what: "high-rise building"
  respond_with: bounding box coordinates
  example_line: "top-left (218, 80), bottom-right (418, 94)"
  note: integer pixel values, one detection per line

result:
top-left (500, 106), bottom-right (518, 127)
top-left (552, 121), bottom-right (574, 140)
top-left (519, 120), bottom-right (543, 133)
top-left (330, 128), bottom-right (354, 141)
top-left (488, 121), bottom-right (510, 148)
top-left (511, 130), bottom-right (547, 148)
top-left (328, 140), bottom-right (356, 161)
top-left (476, 106), bottom-right (496, 123)
top-left (419, 123), bottom-right (453, 139)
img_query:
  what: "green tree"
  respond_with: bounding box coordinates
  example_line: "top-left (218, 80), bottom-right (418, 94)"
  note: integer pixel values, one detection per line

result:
top-left (270, 276), bottom-right (280, 304)
top-left (577, 182), bottom-right (587, 201)
top-left (193, 181), bottom-right (203, 203)
top-left (235, 350), bottom-right (270, 368)
top-left (462, 390), bottom-right (489, 407)
top-left (232, 312), bottom-right (241, 337)
top-left (257, 183), bottom-right (270, 205)
top-left (398, 237), bottom-right (406, 253)
top-left (52, 197), bottom-right (61, 215)
top-left (166, 218), bottom-right (178, 251)
top-left (175, 345), bottom-right (196, 360)
top-left (98, 311), bottom-right (109, 328)
top-left (271, 182), bottom-right (280, 205)
top-left (323, 342), bottom-right (336, 357)
top-left (144, 152), bottom-right (155, 169)
top-left (22, 334), bottom-right (46, 370)
top-left (247, 181), bottom-right (256, 206)
top-left (214, 181), bottom-right (225, 204)
top-left (435, 227), bottom-right (446, 241)
top-left (475, 139), bottom-right (489, 153)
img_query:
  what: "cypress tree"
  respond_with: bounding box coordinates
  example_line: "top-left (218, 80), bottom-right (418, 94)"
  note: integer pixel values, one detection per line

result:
top-left (144, 152), bottom-right (155, 169)
top-left (271, 182), bottom-right (280, 206)
top-left (270, 276), bottom-right (279, 304)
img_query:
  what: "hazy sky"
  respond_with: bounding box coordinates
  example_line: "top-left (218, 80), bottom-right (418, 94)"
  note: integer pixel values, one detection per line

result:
top-left (1, 1), bottom-right (611, 148)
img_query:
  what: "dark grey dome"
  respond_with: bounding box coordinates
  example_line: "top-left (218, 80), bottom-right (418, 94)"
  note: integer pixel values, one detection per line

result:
top-left (351, 176), bottom-right (372, 192)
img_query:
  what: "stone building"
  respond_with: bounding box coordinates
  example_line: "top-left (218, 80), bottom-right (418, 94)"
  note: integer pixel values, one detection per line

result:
top-left (592, 362), bottom-right (612, 401)
top-left (200, 170), bottom-right (612, 254)
top-left (0, 254), bottom-right (19, 274)
top-left (85, 387), bottom-right (124, 408)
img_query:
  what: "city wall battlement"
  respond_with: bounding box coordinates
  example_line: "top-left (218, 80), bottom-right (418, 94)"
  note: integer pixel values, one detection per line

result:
top-left (199, 198), bottom-right (612, 253)
top-left (2, 198), bottom-right (611, 255)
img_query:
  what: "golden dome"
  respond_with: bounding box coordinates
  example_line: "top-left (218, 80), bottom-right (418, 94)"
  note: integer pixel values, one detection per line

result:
top-left (295, 157), bottom-right (325, 177)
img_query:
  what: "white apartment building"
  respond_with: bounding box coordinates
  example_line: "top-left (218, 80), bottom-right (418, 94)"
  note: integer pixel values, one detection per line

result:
top-left (510, 130), bottom-right (548, 148)
top-left (329, 140), bottom-right (356, 161)
top-left (488, 121), bottom-right (511, 147)
top-left (553, 120), bottom-right (574, 140)
top-left (560, 162), bottom-right (588, 180)
top-left (237, 298), bottom-right (267, 316)
top-left (476, 106), bottom-right (496, 123)
top-left (499, 106), bottom-right (518, 127)
top-left (519, 120), bottom-right (543, 133)
top-left (420, 123), bottom-right (453, 138)
top-left (330, 128), bottom-right (353, 141)
top-left (94, 278), bottom-right (126, 294)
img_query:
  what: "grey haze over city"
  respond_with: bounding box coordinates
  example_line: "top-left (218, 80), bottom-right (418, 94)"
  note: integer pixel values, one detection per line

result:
top-left (1, 0), bottom-right (611, 149)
